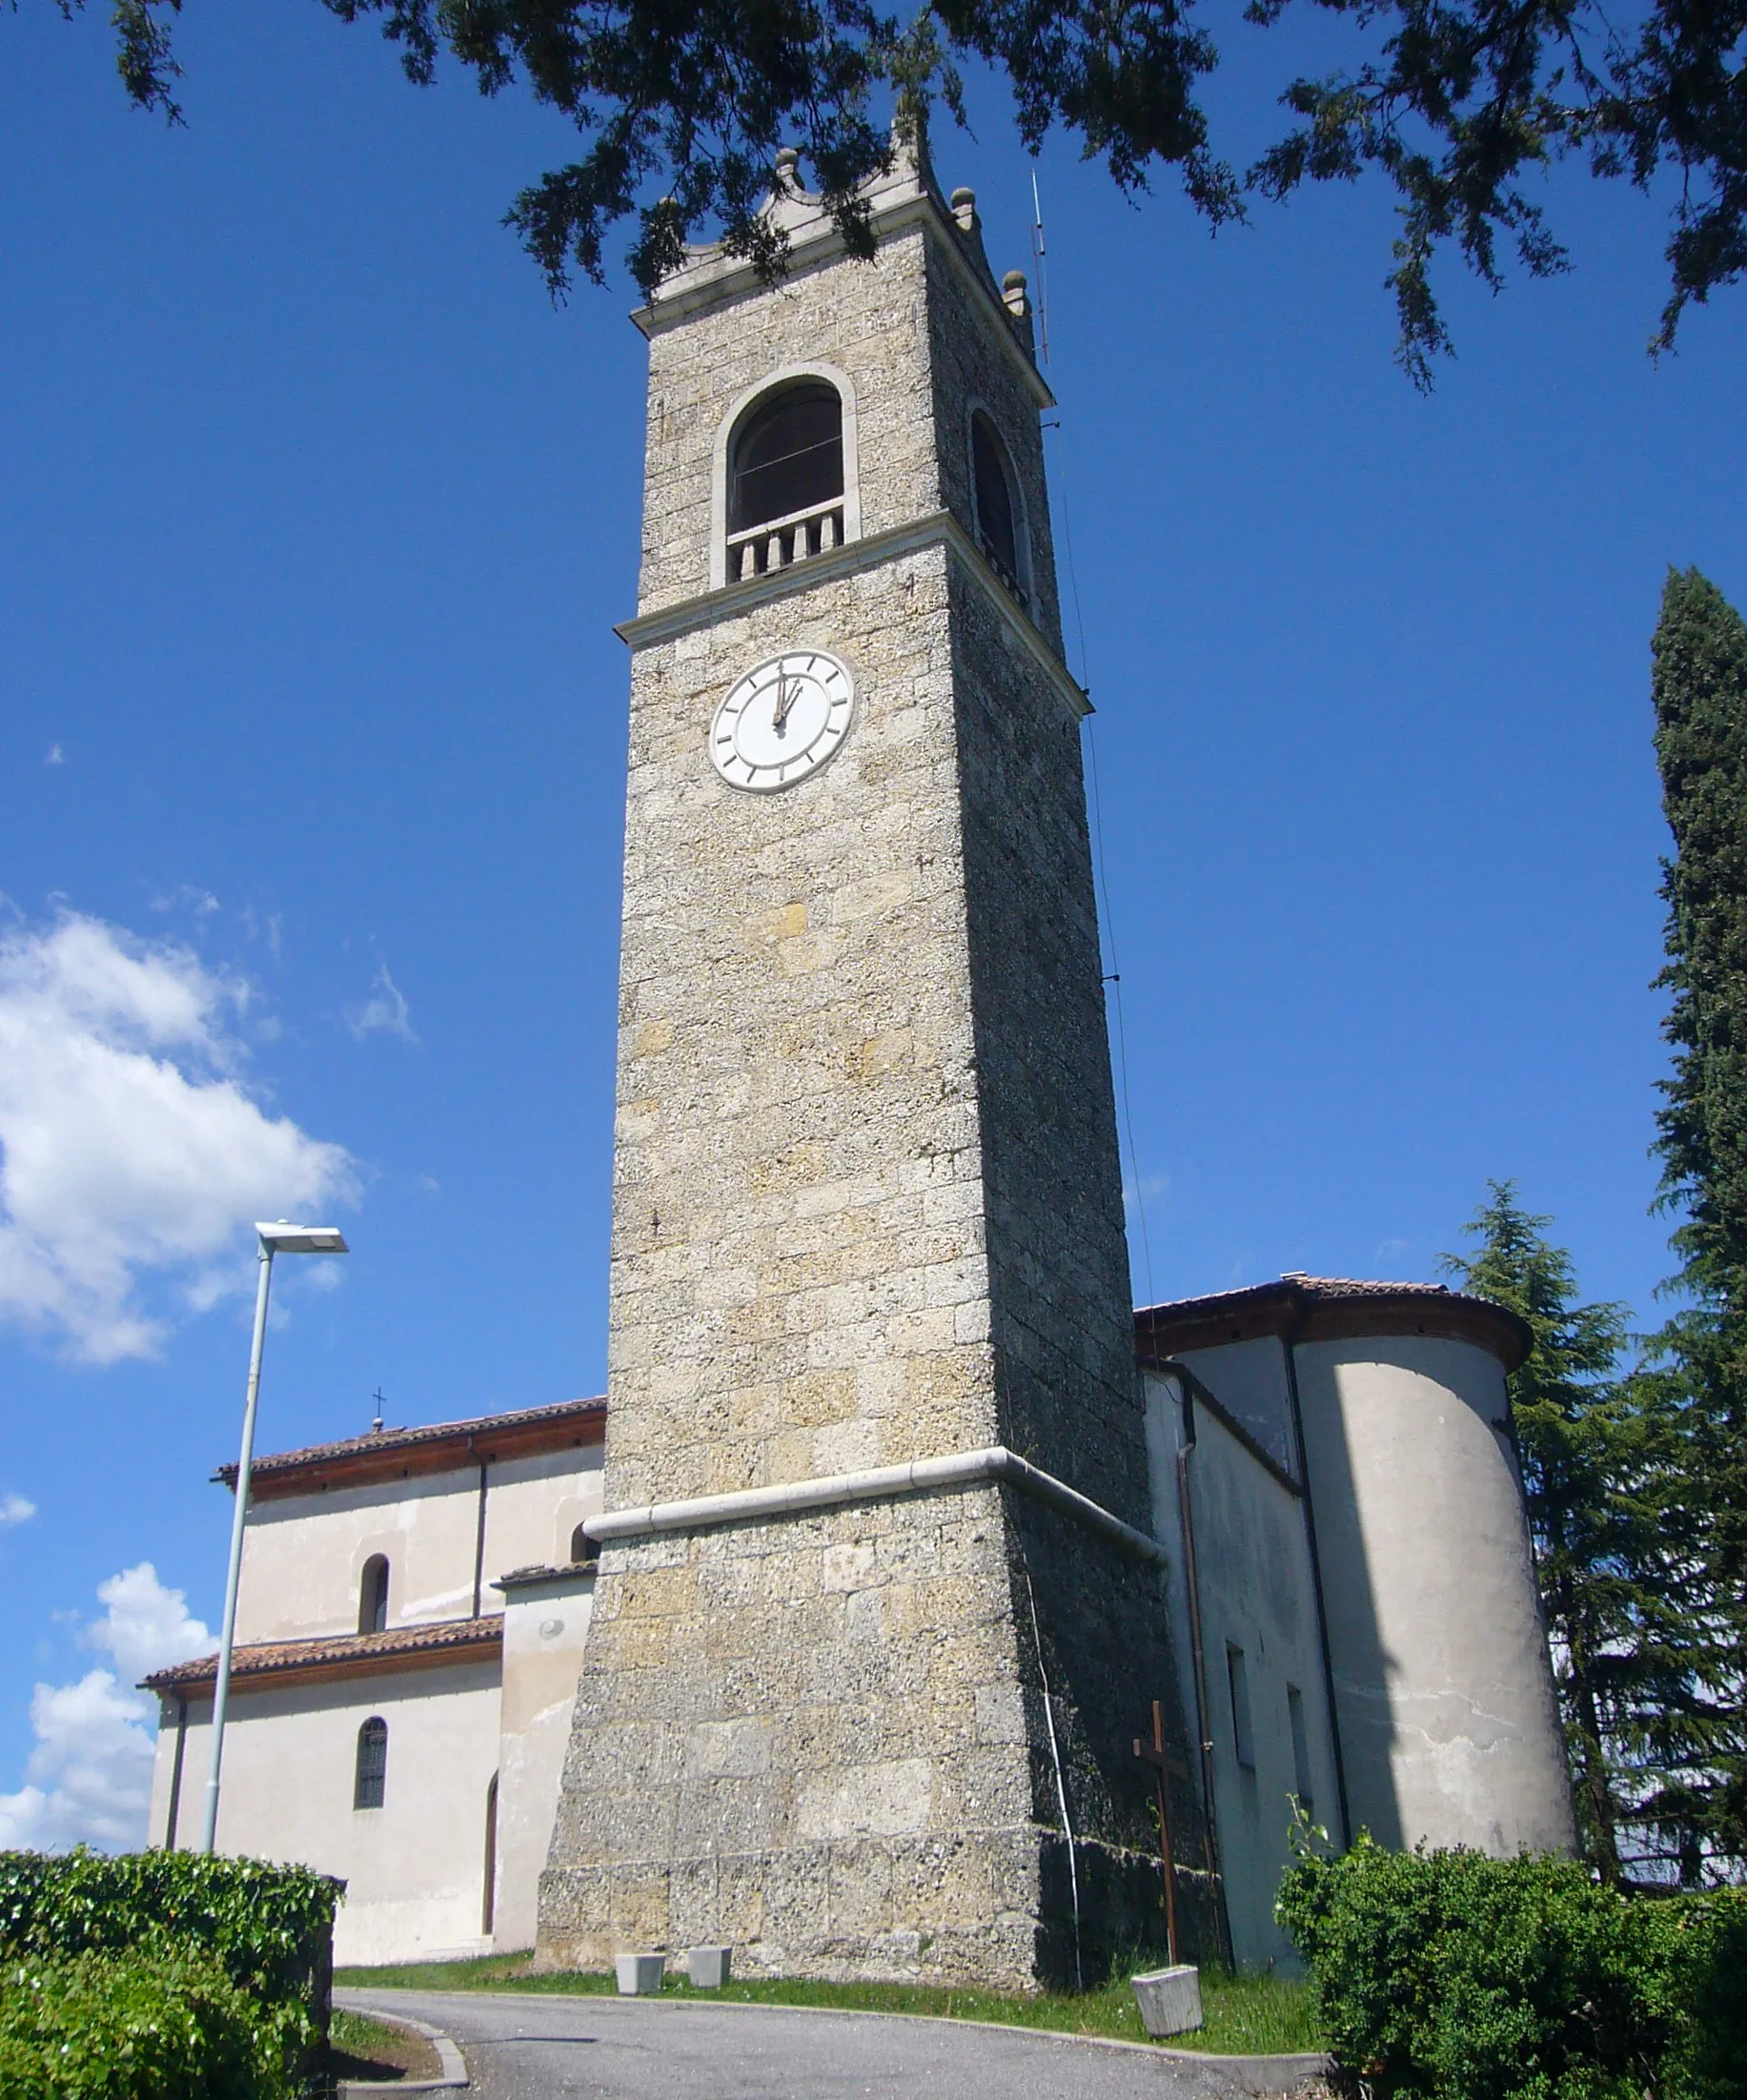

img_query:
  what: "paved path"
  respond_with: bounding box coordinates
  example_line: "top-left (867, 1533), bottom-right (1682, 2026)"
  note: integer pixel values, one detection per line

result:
top-left (337, 1987), bottom-right (1328, 2100)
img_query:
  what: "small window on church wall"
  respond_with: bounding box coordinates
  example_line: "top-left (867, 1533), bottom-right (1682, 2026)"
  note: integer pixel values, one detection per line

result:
top-left (1287, 1682), bottom-right (1313, 1813)
top-left (570, 1523), bottom-right (599, 1567)
top-left (729, 381), bottom-right (843, 535)
top-left (355, 1717), bottom-right (388, 1809)
top-left (1227, 1643), bottom-right (1255, 1771)
top-left (970, 411), bottom-right (1023, 595)
top-left (358, 1555), bottom-right (390, 1636)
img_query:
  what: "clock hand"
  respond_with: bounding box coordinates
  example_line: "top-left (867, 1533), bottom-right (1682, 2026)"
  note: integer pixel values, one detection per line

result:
top-left (772, 671), bottom-right (794, 734)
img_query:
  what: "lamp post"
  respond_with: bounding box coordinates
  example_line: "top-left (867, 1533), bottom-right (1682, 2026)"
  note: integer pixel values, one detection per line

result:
top-left (199, 1220), bottom-right (349, 1855)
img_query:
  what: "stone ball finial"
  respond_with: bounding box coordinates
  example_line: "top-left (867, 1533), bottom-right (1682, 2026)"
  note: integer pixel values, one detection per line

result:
top-left (949, 186), bottom-right (977, 231)
top-left (775, 147), bottom-right (801, 180)
top-left (1002, 269), bottom-right (1030, 318)
top-left (1003, 269), bottom-right (1027, 291)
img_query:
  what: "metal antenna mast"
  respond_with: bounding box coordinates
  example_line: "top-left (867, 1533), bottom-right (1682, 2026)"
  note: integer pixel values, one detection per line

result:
top-left (1029, 169), bottom-right (1051, 365)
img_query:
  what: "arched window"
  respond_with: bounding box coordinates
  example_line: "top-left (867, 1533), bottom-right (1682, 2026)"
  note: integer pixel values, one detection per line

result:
top-left (358, 1555), bottom-right (390, 1636)
top-left (970, 410), bottom-right (1026, 604)
top-left (726, 380), bottom-right (844, 580)
top-left (354, 1717), bottom-right (388, 1809)
top-left (570, 1522), bottom-right (600, 1567)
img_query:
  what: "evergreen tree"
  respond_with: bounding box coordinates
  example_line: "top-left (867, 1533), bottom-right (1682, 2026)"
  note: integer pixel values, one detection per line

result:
top-left (1444, 1185), bottom-right (1687, 1881)
top-left (1646, 566), bottom-right (1747, 1874)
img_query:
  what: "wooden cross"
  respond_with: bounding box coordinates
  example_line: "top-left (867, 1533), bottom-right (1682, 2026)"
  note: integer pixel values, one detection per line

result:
top-left (1133, 1699), bottom-right (1189, 1967)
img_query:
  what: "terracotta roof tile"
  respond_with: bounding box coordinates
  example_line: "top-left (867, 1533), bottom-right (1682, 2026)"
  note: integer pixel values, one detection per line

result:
top-left (141, 1616), bottom-right (501, 1693)
top-left (1135, 1275), bottom-right (1454, 1322)
top-left (1132, 1273), bottom-right (1530, 1372)
top-left (216, 1395), bottom-right (605, 1487)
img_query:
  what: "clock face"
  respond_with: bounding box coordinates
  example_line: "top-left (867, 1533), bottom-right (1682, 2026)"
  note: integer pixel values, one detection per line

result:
top-left (710, 650), bottom-right (855, 792)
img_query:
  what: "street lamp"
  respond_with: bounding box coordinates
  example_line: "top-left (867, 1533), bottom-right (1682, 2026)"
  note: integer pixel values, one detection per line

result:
top-left (199, 1220), bottom-right (349, 1855)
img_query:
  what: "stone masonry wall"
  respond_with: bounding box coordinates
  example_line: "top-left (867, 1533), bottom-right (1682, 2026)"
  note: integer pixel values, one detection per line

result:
top-left (923, 229), bottom-right (1064, 654)
top-left (637, 224), bottom-right (942, 616)
top-left (604, 546), bottom-right (1000, 1509)
top-left (540, 1487), bottom-right (1048, 1985)
top-left (945, 540), bottom-right (1209, 1956)
top-left (541, 191), bottom-right (1205, 1984)
top-left (949, 561), bottom-right (1141, 1525)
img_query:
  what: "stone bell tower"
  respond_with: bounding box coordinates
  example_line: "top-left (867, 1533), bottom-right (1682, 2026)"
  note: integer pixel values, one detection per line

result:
top-left (538, 141), bottom-right (1205, 1988)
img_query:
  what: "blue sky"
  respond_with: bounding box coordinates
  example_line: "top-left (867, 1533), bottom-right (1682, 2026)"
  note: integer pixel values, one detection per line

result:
top-left (1, 3), bottom-right (1740, 1842)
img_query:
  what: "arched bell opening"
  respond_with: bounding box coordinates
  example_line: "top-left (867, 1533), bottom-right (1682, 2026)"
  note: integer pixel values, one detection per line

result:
top-left (968, 407), bottom-right (1030, 609)
top-left (719, 373), bottom-right (855, 584)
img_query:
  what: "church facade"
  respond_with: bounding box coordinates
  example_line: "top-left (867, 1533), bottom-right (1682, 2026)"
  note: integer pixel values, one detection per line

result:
top-left (146, 139), bottom-right (1574, 1986)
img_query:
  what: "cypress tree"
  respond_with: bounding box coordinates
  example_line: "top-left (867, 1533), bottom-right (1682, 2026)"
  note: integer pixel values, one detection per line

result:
top-left (1443, 1185), bottom-right (1684, 1880)
top-left (1646, 565), bottom-right (1747, 1873)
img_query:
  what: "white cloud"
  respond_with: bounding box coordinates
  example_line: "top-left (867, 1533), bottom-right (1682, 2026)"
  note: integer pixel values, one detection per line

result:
top-left (81, 1563), bottom-right (212, 1684)
top-left (346, 962), bottom-right (416, 1043)
top-left (0, 910), bottom-right (356, 1361)
top-left (44, 744), bottom-right (64, 767)
top-left (0, 1492), bottom-right (35, 1528)
top-left (149, 886), bottom-right (220, 919)
top-left (0, 1563), bottom-right (210, 1852)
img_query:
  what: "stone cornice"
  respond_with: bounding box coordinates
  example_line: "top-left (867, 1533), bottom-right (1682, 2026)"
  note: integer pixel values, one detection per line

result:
top-left (632, 189), bottom-right (1054, 414)
top-left (615, 509), bottom-right (1090, 723)
top-left (581, 1444), bottom-right (1165, 1565)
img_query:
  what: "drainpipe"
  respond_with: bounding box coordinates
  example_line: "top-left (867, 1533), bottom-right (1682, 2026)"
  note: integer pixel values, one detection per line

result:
top-left (1158, 1361), bottom-right (1232, 1970)
top-left (471, 1443), bottom-right (490, 1619)
top-left (164, 1693), bottom-right (189, 1850)
top-left (1280, 1304), bottom-right (1352, 1849)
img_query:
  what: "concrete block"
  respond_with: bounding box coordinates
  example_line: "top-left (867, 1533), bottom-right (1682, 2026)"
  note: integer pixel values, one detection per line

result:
top-left (1131, 1964), bottom-right (1203, 2037)
top-left (687, 1945), bottom-right (733, 1988)
top-left (615, 1951), bottom-right (667, 1995)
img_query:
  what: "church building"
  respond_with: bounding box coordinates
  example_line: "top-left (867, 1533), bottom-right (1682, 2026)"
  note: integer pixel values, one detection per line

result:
top-left (146, 134), bottom-right (1574, 1986)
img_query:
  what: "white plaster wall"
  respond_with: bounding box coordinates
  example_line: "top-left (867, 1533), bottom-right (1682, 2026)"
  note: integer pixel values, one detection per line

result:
top-left (493, 1572), bottom-right (597, 1951)
top-left (159, 1662), bottom-right (503, 1966)
top-left (1296, 1335), bottom-right (1575, 1856)
top-left (1142, 1373), bottom-right (1203, 1797)
top-left (481, 1450), bottom-right (605, 1587)
top-left (1166, 1336), bottom-right (1295, 1474)
top-left (232, 1446), bottom-right (603, 1643)
top-left (147, 1694), bottom-right (194, 1850)
top-left (235, 1475), bottom-right (477, 1641)
top-left (1144, 1371), bottom-right (1338, 1973)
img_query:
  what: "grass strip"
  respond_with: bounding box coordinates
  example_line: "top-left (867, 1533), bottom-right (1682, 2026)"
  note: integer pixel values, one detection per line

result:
top-left (336, 1952), bottom-right (1322, 2055)
top-left (327, 2006), bottom-right (441, 2083)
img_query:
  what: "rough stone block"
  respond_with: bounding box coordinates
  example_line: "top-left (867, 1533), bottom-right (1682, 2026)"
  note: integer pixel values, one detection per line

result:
top-left (616, 1951), bottom-right (667, 1995)
top-left (687, 1945), bottom-right (733, 1988)
top-left (1130, 1965), bottom-right (1204, 2038)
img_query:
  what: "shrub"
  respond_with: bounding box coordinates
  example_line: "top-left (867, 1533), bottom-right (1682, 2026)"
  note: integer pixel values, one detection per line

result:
top-left (0, 1946), bottom-right (292, 2100)
top-left (0, 1850), bottom-right (340, 2090)
top-left (1276, 1834), bottom-right (1747, 2100)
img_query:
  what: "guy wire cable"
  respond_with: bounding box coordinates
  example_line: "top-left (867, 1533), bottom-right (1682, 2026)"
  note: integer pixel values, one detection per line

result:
top-left (1041, 296), bottom-right (1157, 1311)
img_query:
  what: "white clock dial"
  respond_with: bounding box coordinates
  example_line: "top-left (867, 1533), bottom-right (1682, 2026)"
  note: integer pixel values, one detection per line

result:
top-left (710, 650), bottom-right (855, 792)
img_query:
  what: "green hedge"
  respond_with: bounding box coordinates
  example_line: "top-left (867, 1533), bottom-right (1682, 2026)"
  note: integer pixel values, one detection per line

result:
top-left (0, 1851), bottom-right (341, 2093)
top-left (1277, 1835), bottom-right (1747, 2100)
top-left (0, 1947), bottom-right (292, 2100)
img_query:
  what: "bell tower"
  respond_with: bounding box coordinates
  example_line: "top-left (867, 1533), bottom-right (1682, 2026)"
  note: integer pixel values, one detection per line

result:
top-left (538, 142), bottom-right (1205, 1988)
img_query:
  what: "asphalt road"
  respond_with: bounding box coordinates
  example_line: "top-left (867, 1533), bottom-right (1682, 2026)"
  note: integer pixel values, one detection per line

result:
top-left (336, 1987), bottom-right (1328, 2100)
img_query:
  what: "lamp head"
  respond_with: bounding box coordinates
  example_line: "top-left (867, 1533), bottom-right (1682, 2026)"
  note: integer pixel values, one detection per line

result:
top-left (256, 1221), bottom-right (349, 1255)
